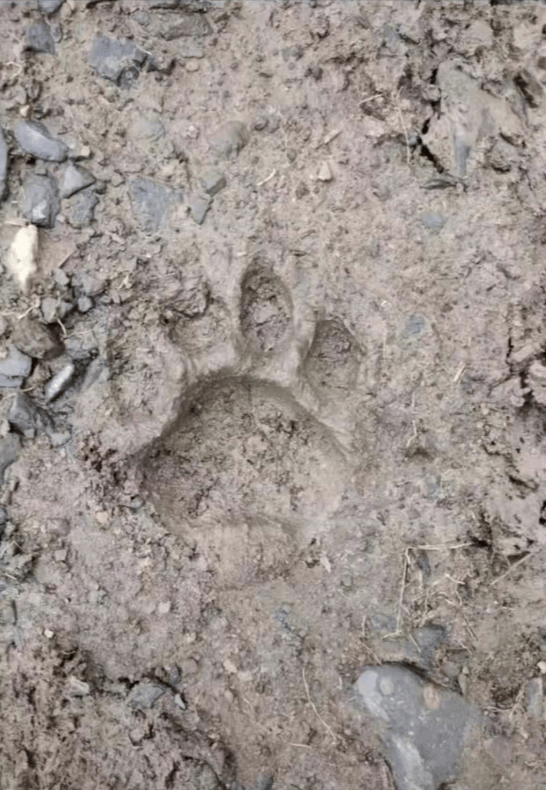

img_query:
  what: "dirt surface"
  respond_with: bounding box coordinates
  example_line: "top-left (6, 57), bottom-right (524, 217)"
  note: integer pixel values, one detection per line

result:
top-left (1, 0), bottom-right (546, 788)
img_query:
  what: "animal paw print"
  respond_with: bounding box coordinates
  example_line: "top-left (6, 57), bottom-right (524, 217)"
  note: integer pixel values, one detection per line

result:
top-left (138, 263), bottom-right (364, 582)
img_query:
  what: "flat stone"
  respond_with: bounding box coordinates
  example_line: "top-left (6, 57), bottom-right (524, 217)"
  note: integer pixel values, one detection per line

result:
top-left (421, 211), bottom-right (446, 232)
top-left (25, 21), bottom-right (56, 54)
top-left (200, 169), bottom-right (226, 196)
top-left (88, 34), bottom-right (148, 88)
top-left (189, 194), bottom-right (210, 225)
top-left (129, 682), bottom-right (166, 710)
top-left (65, 187), bottom-right (99, 228)
top-left (354, 665), bottom-right (478, 790)
top-left (210, 120), bottom-right (249, 160)
top-left (39, 0), bottom-right (65, 12)
top-left (0, 346), bottom-right (32, 388)
top-left (129, 178), bottom-right (183, 235)
top-left (0, 435), bottom-right (21, 484)
top-left (0, 126), bottom-right (8, 202)
top-left (24, 173), bottom-right (60, 228)
top-left (75, 271), bottom-right (106, 297)
top-left (60, 163), bottom-right (95, 198)
top-left (15, 120), bottom-right (68, 162)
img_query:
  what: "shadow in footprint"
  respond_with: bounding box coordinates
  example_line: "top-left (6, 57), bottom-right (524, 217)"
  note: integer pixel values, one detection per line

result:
top-left (240, 265), bottom-right (292, 354)
top-left (305, 318), bottom-right (362, 395)
top-left (141, 377), bottom-right (348, 533)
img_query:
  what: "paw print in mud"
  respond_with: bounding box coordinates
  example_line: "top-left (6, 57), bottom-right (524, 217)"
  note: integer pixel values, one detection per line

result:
top-left (138, 262), bottom-right (365, 580)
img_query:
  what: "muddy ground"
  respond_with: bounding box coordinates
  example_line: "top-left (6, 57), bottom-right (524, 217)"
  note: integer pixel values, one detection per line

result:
top-left (1, 0), bottom-right (546, 788)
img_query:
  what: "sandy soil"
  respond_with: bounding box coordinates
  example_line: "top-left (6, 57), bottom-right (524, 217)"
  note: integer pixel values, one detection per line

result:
top-left (1, 1), bottom-right (546, 788)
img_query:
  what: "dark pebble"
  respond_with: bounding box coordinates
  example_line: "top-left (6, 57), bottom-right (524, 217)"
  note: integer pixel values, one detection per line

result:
top-left (25, 21), bottom-right (56, 55)
top-left (88, 34), bottom-right (148, 88)
top-left (24, 173), bottom-right (60, 228)
top-left (61, 163), bottom-right (95, 198)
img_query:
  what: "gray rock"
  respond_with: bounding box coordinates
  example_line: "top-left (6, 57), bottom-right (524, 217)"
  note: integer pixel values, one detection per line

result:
top-left (129, 178), bottom-right (183, 235)
top-left (39, 0), bottom-right (65, 13)
top-left (421, 211), bottom-right (446, 232)
top-left (353, 665), bottom-right (478, 790)
top-left (200, 169), bottom-right (226, 196)
top-left (129, 682), bottom-right (166, 710)
top-left (8, 392), bottom-right (51, 438)
top-left (65, 187), bottom-right (99, 228)
top-left (41, 297), bottom-right (60, 324)
top-left (88, 34), bottom-right (148, 88)
top-left (53, 269), bottom-right (70, 288)
top-left (210, 121), bottom-right (249, 160)
top-left (0, 346), bottom-right (32, 388)
top-left (189, 194), bottom-right (210, 225)
top-left (77, 296), bottom-right (93, 313)
top-left (15, 120), bottom-right (68, 163)
top-left (0, 435), bottom-right (21, 484)
top-left (527, 677), bottom-right (543, 719)
top-left (60, 163), bottom-right (95, 198)
top-left (49, 430), bottom-right (71, 447)
top-left (24, 173), bottom-right (60, 228)
top-left (66, 333), bottom-right (98, 362)
top-left (78, 272), bottom-right (105, 297)
top-left (25, 21), bottom-right (56, 54)
top-left (0, 126), bottom-right (8, 202)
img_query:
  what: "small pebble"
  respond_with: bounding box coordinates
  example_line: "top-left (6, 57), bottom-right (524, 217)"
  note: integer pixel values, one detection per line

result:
top-left (41, 297), bottom-right (60, 324)
top-left (24, 173), bottom-right (60, 228)
top-left (54, 269), bottom-right (70, 288)
top-left (200, 169), bottom-right (226, 196)
top-left (61, 163), bottom-right (95, 199)
top-left (77, 296), bottom-right (93, 313)
top-left (25, 21), bottom-right (56, 55)
top-left (185, 61), bottom-right (200, 72)
top-left (317, 161), bottom-right (333, 181)
top-left (68, 675), bottom-right (90, 696)
top-left (189, 195), bottom-right (210, 225)
top-left (174, 693), bottom-right (186, 710)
